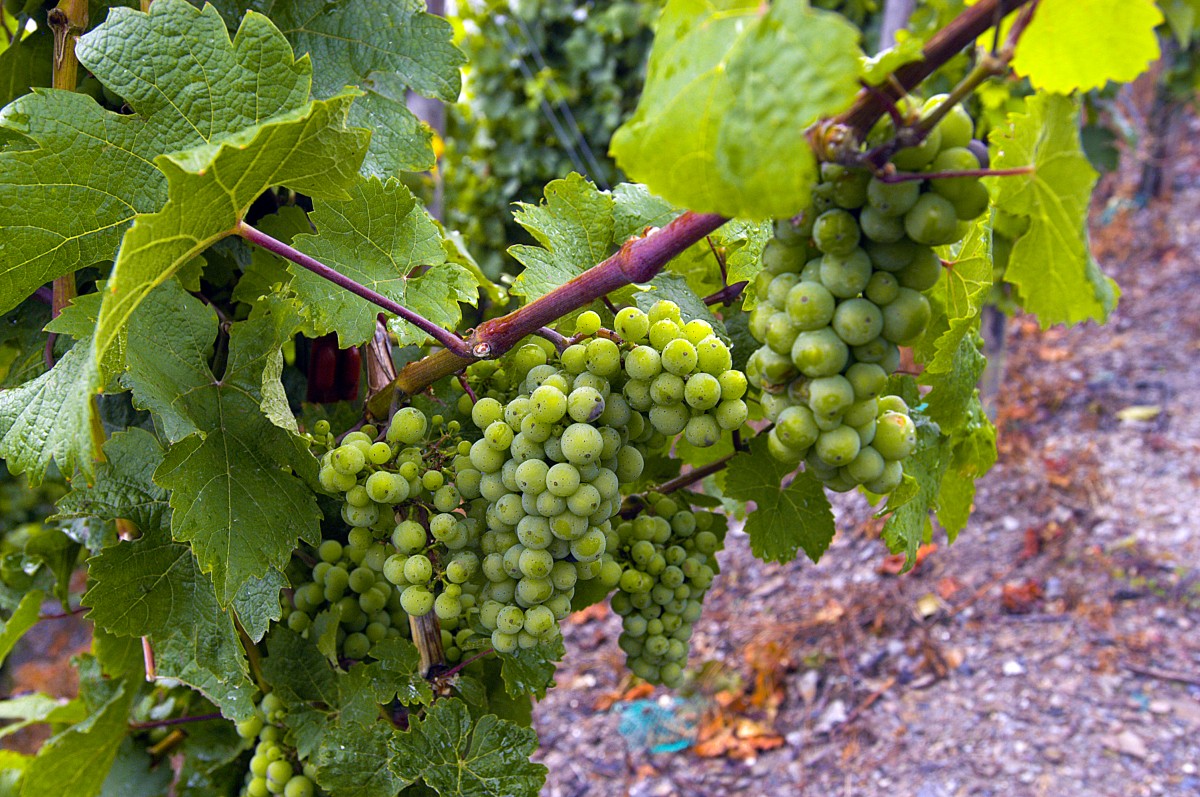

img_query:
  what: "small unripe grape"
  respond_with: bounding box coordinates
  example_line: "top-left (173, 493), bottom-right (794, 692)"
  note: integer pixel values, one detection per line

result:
top-left (832, 298), bottom-right (884, 346)
top-left (812, 209), bottom-right (861, 255)
top-left (615, 307), bottom-right (650, 342)
top-left (400, 586), bottom-right (434, 616)
top-left (880, 288), bottom-right (932, 345)
top-left (904, 193), bottom-right (960, 246)
top-left (785, 281), bottom-right (836, 330)
top-left (574, 310), bottom-right (602, 337)
top-left (819, 249), bottom-right (872, 298)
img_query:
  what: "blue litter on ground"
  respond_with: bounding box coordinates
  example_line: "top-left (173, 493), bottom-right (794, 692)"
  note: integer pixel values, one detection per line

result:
top-left (613, 696), bottom-right (704, 754)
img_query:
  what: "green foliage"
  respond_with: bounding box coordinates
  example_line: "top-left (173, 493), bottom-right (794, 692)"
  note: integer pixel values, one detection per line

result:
top-left (989, 93), bottom-right (1119, 325)
top-left (1011, 0), bottom-right (1163, 94)
top-left (444, 0), bottom-right (660, 276)
top-left (724, 436), bottom-right (836, 563)
top-left (612, 0), bottom-right (864, 219)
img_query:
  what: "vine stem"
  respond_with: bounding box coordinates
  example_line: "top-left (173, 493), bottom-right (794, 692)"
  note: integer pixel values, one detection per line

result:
top-left (831, 0), bottom-right (1036, 139)
top-left (235, 221), bottom-right (473, 359)
top-left (436, 647), bottom-right (494, 681)
top-left (879, 165), bottom-right (1034, 183)
top-left (129, 713), bottom-right (223, 731)
top-left (367, 211), bottom-right (727, 416)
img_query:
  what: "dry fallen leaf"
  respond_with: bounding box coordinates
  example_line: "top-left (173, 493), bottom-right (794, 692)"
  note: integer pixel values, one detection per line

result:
top-left (1116, 404), bottom-right (1161, 422)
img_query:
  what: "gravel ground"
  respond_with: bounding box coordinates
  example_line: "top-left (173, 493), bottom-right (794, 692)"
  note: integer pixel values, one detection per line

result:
top-left (531, 115), bottom-right (1200, 796)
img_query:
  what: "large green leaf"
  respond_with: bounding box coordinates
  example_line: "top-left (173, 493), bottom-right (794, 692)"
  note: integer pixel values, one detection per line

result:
top-left (0, 29), bottom-right (52, 109)
top-left (54, 429), bottom-right (170, 534)
top-left (724, 435), bottom-right (836, 563)
top-left (611, 0), bottom-right (863, 219)
top-left (288, 176), bottom-right (473, 347)
top-left (0, 0), bottom-right (318, 316)
top-left (392, 699), bottom-right (546, 797)
top-left (989, 93), bottom-right (1118, 326)
top-left (18, 675), bottom-right (135, 797)
top-left (1012, 0), bottom-right (1162, 94)
top-left (0, 589), bottom-right (43, 668)
top-left (271, 0), bottom-right (466, 175)
top-left (124, 281), bottom-right (318, 605)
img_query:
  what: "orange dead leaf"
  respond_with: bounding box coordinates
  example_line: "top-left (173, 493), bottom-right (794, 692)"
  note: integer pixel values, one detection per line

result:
top-left (567, 603), bottom-right (609, 625)
top-left (592, 680), bottom-right (654, 711)
top-left (936, 576), bottom-right (965, 600)
top-left (1000, 579), bottom-right (1043, 614)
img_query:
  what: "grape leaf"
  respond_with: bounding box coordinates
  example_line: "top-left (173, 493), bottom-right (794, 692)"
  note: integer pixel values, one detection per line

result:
top-left (289, 176), bottom-right (474, 347)
top-left (0, 340), bottom-right (100, 485)
top-left (989, 93), bottom-right (1119, 326)
top-left (509, 173), bottom-right (616, 301)
top-left (1160, 0), bottom-right (1200, 45)
top-left (499, 636), bottom-right (563, 700)
top-left (232, 568), bottom-right (286, 644)
top-left (611, 0), bottom-right (863, 219)
top-left (270, 0), bottom-right (466, 175)
top-left (18, 675), bottom-right (134, 797)
top-left (724, 435), bottom-right (836, 563)
top-left (0, 29), bottom-right (51, 108)
top-left (97, 738), bottom-right (174, 797)
top-left (316, 718), bottom-right (415, 797)
top-left (367, 637), bottom-right (434, 707)
top-left (611, 183), bottom-right (681, 243)
top-left (0, 0), bottom-right (317, 317)
top-left (1012, 0), bottom-right (1162, 94)
top-left (0, 589), bottom-right (43, 668)
top-left (937, 400), bottom-right (997, 538)
top-left (392, 699), bottom-right (546, 797)
top-left (82, 526), bottom-right (255, 719)
top-left (125, 281), bottom-right (319, 605)
top-left (879, 417), bottom-right (944, 568)
top-left (93, 89), bottom-right (369, 370)
top-left (54, 428), bottom-right (170, 535)
top-left (0, 694), bottom-right (86, 742)
top-left (231, 207), bottom-right (310, 309)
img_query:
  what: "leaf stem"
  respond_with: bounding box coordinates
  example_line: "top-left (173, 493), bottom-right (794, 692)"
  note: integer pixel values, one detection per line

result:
top-left (235, 221), bottom-right (472, 359)
top-left (367, 211), bottom-right (727, 415)
top-left (435, 647), bottom-right (494, 681)
top-left (129, 712), bottom-right (223, 731)
top-left (534, 326), bottom-right (571, 352)
top-left (703, 281), bottom-right (748, 307)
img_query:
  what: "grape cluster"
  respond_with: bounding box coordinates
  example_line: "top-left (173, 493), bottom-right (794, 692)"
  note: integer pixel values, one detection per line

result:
top-left (746, 95), bottom-right (984, 491)
top-left (236, 694), bottom-right (317, 797)
top-left (451, 300), bottom-right (746, 653)
top-left (608, 495), bottom-right (724, 688)
top-left (293, 410), bottom-right (486, 663)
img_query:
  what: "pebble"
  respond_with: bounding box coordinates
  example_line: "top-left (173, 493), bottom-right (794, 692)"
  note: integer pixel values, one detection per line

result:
top-left (1002, 660), bottom-right (1026, 676)
top-left (814, 700), bottom-right (848, 734)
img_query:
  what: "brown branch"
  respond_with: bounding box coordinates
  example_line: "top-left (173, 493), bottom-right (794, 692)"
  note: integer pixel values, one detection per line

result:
top-left (833, 0), bottom-right (1036, 139)
top-left (129, 713), bottom-right (223, 731)
top-left (367, 211), bottom-right (727, 416)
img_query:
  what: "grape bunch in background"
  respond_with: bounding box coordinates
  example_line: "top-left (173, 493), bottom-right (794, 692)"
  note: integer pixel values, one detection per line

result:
top-left (609, 495), bottom-right (725, 687)
top-left (237, 693), bottom-right (317, 797)
top-left (747, 94), bottom-right (989, 493)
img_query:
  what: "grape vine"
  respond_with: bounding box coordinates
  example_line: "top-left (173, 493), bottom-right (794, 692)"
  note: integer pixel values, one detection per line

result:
top-left (0, 0), bottom-right (1163, 794)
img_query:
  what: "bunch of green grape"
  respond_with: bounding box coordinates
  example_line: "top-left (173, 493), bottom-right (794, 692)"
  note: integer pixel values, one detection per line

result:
top-left (611, 302), bottom-right (749, 449)
top-left (746, 94), bottom-right (986, 492)
top-left (236, 693), bottom-right (317, 797)
top-left (451, 300), bottom-right (746, 653)
top-left (293, 410), bottom-right (486, 663)
top-left (608, 495), bottom-right (725, 688)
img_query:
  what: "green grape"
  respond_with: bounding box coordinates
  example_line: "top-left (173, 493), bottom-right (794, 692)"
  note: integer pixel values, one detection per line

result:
top-left (790, 328), bottom-right (849, 378)
top-left (421, 470), bottom-right (445, 492)
top-left (890, 126), bottom-right (941, 170)
top-left (717, 370), bottom-right (747, 401)
top-left (878, 395), bottom-right (909, 415)
top-left (859, 205), bottom-right (905, 243)
top-left (312, 419), bottom-right (331, 437)
top-left (560, 423), bottom-right (604, 465)
top-left (491, 631), bottom-right (518, 654)
top-left (236, 715), bottom-right (264, 740)
top-left (343, 631), bottom-right (370, 660)
top-left (661, 338), bottom-right (698, 376)
top-left (815, 426), bottom-right (861, 466)
top-left (832, 298), bottom-right (885, 346)
top-left (904, 193), bottom-right (960, 246)
top-left (318, 539), bottom-right (343, 564)
top-left (866, 177), bottom-right (920, 216)
top-left (785, 281), bottom-right (836, 330)
top-left (400, 586), bottom-right (433, 616)
top-left (585, 337), bottom-right (622, 377)
top-left (846, 446), bottom-right (886, 484)
top-left (648, 404), bottom-right (689, 436)
top-left (807, 375), bottom-right (855, 418)
top-left (283, 775), bottom-right (315, 797)
top-left (330, 445), bottom-right (365, 476)
top-left (574, 310), bottom-right (602, 337)
top-left (365, 471), bottom-right (409, 504)
top-left (434, 592), bottom-right (462, 620)
top-left (927, 146), bottom-right (981, 201)
top-left (764, 312), bottom-right (800, 355)
top-left (615, 307), bottom-right (650, 342)
top-left (819, 249), bottom-right (872, 298)
top-left (812, 209), bottom-right (861, 255)
top-left (471, 397), bottom-right (505, 429)
top-left (766, 273), bottom-right (800, 307)
top-left (775, 405), bottom-right (819, 449)
top-left (367, 441), bottom-right (392, 465)
top-left (864, 238), bottom-right (917, 272)
top-left (866, 460), bottom-right (905, 494)
top-left (952, 179), bottom-right (991, 221)
top-left (528, 384), bottom-right (566, 425)
top-left (523, 604), bottom-right (556, 637)
top-left (546, 463), bottom-right (581, 497)
top-left (846, 362), bottom-right (888, 400)
top-left (246, 776), bottom-right (270, 797)
top-left (896, 247), bottom-right (942, 292)
top-left (433, 484), bottom-right (460, 513)
top-left (403, 555), bottom-right (433, 585)
top-left (864, 271), bottom-right (900, 306)
top-left (683, 373), bottom-right (722, 410)
top-left (696, 337), bottom-right (733, 375)
top-left (880, 288), bottom-right (932, 345)
top-left (773, 216), bottom-right (810, 245)
top-left (567, 386), bottom-right (605, 423)
top-left (387, 407), bottom-right (428, 445)
top-left (649, 373), bottom-right (685, 405)
top-left (923, 94), bottom-right (974, 149)
top-left (873, 412), bottom-right (917, 460)
top-left (266, 760), bottom-right (293, 787)
top-left (648, 318), bottom-right (681, 349)
top-left (683, 414), bottom-right (721, 447)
